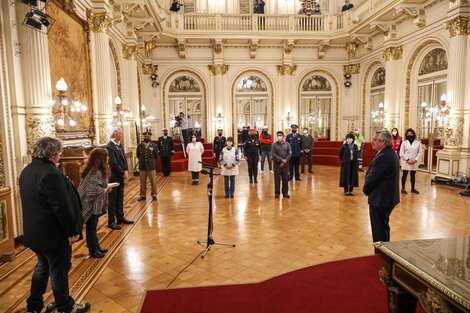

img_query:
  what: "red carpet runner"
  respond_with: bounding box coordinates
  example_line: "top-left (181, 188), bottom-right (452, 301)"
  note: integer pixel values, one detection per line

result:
top-left (140, 255), bottom-right (425, 313)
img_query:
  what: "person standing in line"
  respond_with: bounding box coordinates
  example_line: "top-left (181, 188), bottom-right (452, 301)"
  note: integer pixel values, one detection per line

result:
top-left (19, 137), bottom-right (91, 313)
top-left (363, 130), bottom-right (400, 244)
top-left (353, 128), bottom-right (365, 171)
top-left (259, 126), bottom-right (274, 174)
top-left (187, 134), bottom-right (204, 185)
top-left (219, 137), bottom-right (239, 198)
top-left (243, 129), bottom-right (260, 184)
top-left (213, 128), bottom-right (226, 167)
top-left (136, 132), bottom-right (159, 201)
top-left (272, 131), bottom-right (292, 198)
top-left (78, 148), bottom-right (114, 259)
top-left (391, 127), bottom-right (403, 155)
top-left (339, 133), bottom-right (359, 196)
top-left (300, 127), bottom-right (314, 174)
top-left (286, 124), bottom-right (302, 181)
top-left (178, 112), bottom-right (190, 147)
top-left (158, 128), bottom-right (174, 177)
top-left (399, 128), bottom-right (422, 194)
top-left (106, 128), bottom-right (134, 230)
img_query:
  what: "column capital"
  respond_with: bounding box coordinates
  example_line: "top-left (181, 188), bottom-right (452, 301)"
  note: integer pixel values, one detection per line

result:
top-left (209, 64), bottom-right (229, 75)
top-left (122, 44), bottom-right (139, 60)
top-left (86, 9), bottom-right (116, 33)
top-left (277, 64), bottom-right (297, 76)
top-left (142, 64), bottom-right (158, 75)
top-left (345, 42), bottom-right (357, 59)
top-left (343, 64), bottom-right (360, 75)
top-left (445, 16), bottom-right (470, 37)
top-left (383, 46), bottom-right (403, 61)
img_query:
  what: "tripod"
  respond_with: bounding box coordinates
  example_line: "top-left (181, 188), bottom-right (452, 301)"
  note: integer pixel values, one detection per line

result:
top-left (197, 162), bottom-right (236, 258)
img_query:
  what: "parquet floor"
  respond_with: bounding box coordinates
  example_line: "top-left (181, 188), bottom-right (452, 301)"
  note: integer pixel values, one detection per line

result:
top-left (2, 163), bottom-right (470, 313)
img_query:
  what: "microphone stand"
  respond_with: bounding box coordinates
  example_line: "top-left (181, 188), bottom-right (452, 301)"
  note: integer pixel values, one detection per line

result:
top-left (197, 162), bottom-right (236, 258)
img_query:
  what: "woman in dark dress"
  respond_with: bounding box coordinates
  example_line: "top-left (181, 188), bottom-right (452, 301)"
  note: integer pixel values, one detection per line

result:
top-left (339, 133), bottom-right (359, 196)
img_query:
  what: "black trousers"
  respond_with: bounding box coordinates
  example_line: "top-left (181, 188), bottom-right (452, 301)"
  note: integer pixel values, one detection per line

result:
top-left (369, 205), bottom-right (394, 242)
top-left (300, 150), bottom-right (313, 171)
top-left (246, 153), bottom-right (259, 179)
top-left (86, 215), bottom-right (99, 254)
top-left (191, 171), bottom-right (200, 181)
top-left (274, 161), bottom-right (289, 196)
top-left (108, 182), bottom-right (124, 225)
top-left (289, 156), bottom-right (301, 180)
top-left (161, 156), bottom-right (172, 176)
top-left (27, 246), bottom-right (75, 312)
top-left (402, 170), bottom-right (416, 190)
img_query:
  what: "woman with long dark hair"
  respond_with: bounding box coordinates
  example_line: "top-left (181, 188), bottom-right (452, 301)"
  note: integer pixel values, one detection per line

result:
top-left (339, 132), bottom-right (359, 195)
top-left (399, 128), bottom-right (422, 194)
top-left (78, 148), bottom-right (114, 258)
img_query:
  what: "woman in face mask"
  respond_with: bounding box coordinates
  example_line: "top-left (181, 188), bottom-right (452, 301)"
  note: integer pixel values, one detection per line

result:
top-left (243, 129), bottom-right (260, 183)
top-left (338, 133), bottom-right (359, 196)
top-left (391, 127), bottom-right (402, 155)
top-left (219, 137), bottom-right (240, 198)
top-left (399, 128), bottom-right (422, 194)
top-left (186, 134), bottom-right (204, 185)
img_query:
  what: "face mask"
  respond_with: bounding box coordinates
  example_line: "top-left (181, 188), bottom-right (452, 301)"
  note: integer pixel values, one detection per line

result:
top-left (277, 136), bottom-right (283, 142)
top-left (227, 142), bottom-right (233, 147)
top-left (144, 138), bottom-right (151, 143)
top-left (391, 131), bottom-right (397, 136)
top-left (163, 133), bottom-right (168, 137)
top-left (262, 130), bottom-right (267, 134)
top-left (192, 137), bottom-right (196, 142)
top-left (303, 130), bottom-right (308, 134)
top-left (218, 133), bottom-right (222, 136)
top-left (346, 139), bottom-right (353, 144)
top-left (407, 135), bottom-right (414, 140)
top-left (292, 129), bottom-right (297, 133)
top-left (354, 131), bottom-right (359, 135)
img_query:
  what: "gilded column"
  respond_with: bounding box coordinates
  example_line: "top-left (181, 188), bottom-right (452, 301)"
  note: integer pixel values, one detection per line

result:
top-left (383, 46), bottom-right (403, 130)
top-left (16, 5), bottom-right (54, 153)
top-left (122, 44), bottom-right (139, 150)
top-left (87, 10), bottom-right (115, 145)
top-left (209, 64), bottom-right (229, 139)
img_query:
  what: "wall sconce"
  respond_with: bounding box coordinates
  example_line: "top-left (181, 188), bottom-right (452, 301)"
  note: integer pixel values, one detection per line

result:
top-left (150, 74), bottom-right (159, 88)
top-left (49, 77), bottom-right (87, 132)
top-left (344, 74), bottom-right (352, 88)
top-left (113, 96), bottom-right (132, 126)
top-left (214, 112), bottom-right (225, 130)
top-left (141, 104), bottom-right (156, 133)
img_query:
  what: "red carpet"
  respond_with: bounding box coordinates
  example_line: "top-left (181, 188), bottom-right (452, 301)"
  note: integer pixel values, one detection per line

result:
top-left (140, 255), bottom-right (425, 313)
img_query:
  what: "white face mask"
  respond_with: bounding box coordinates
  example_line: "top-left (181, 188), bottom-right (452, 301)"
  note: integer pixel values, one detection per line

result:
top-left (354, 131), bottom-right (359, 135)
top-left (391, 131), bottom-right (397, 136)
top-left (227, 142), bottom-right (233, 147)
top-left (192, 137), bottom-right (196, 142)
top-left (303, 130), bottom-right (308, 134)
top-left (346, 138), bottom-right (353, 144)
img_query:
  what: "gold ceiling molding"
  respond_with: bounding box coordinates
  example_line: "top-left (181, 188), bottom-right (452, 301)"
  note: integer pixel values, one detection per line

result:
top-left (109, 40), bottom-right (122, 98)
top-left (178, 39), bottom-right (186, 59)
top-left (445, 16), bottom-right (470, 37)
top-left (383, 46), bottom-right (403, 61)
top-left (284, 40), bottom-right (295, 54)
top-left (318, 40), bottom-right (330, 59)
top-left (144, 40), bottom-right (157, 57)
top-left (86, 9), bottom-right (115, 33)
top-left (250, 40), bottom-right (259, 59)
top-left (343, 64), bottom-right (360, 75)
top-left (213, 40), bottom-right (223, 55)
top-left (142, 64), bottom-right (158, 76)
top-left (208, 64), bottom-right (229, 75)
top-left (277, 65), bottom-right (297, 76)
top-left (122, 44), bottom-right (138, 60)
top-left (345, 42), bottom-right (357, 59)
top-left (361, 61), bottom-right (383, 135)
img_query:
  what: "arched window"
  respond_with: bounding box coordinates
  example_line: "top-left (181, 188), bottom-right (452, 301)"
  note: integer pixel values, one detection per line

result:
top-left (299, 74), bottom-right (333, 140)
top-left (369, 67), bottom-right (385, 136)
top-left (235, 75), bottom-right (269, 131)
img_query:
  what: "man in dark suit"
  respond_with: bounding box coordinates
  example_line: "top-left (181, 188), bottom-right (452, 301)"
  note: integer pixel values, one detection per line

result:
top-left (286, 124), bottom-right (303, 181)
top-left (19, 137), bottom-right (90, 313)
top-left (136, 132), bottom-right (159, 201)
top-left (158, 128), bottom-right (174, 177)
top-left (363, 130), bottom-right (400, 244)
top-left (106, 128), bottom-right (134, 229)
top-left (341, 0), bottom-right (354, 12)
top-left (213, 128), bottom-right (226, 166)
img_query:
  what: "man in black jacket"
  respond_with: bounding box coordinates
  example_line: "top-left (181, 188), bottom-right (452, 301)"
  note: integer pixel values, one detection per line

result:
top-left (363, 130), bottom-right (400, 244)
top-left (19, 137), bottom-right (90, 313)
top-left (106, 128), bottom-right (134, 229)
top-left (158, 128), bottom-right (174, 177)
top-left (213, 128), bottom-right (226, 166)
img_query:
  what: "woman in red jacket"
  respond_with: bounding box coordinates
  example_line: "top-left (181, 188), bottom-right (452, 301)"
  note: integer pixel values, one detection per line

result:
top-left (391, 127), bottom-right (402, 155)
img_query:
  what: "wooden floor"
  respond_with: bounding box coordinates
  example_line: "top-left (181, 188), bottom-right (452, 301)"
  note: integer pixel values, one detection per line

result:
top-left (2, 163), bottom-right (470, 312)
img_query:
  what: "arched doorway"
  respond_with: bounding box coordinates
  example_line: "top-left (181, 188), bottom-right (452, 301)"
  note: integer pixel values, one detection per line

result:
top-left (369, 67), bottom-right (385, 137)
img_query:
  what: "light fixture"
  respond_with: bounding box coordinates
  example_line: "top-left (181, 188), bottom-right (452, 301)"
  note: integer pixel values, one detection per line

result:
top-left (371, 101), bottom-right (385, 129)
top-left (344, 74), bottom-right (352, 88)
top-left (140, 104), bottom-right (155, 133)
top-left (50, 77), bottom-right (87, 132)
top-left (420, 93), bottom-right (451, 125)
top-left (23, 8), bottom-right (55, 33)
top-left (113, 96), bottom-right (132, 126)
top-left (150, 74), bottom-right (159, 88)
top-left (214, 112), bottom-right (225, 131)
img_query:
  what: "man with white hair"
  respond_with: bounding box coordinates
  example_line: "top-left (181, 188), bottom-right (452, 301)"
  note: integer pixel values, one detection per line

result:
top-left (106, 128), bottom-right (134, 229)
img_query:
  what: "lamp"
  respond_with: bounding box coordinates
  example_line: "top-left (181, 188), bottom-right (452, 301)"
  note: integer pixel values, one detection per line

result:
top-left (150, 74), bottom-right (159, 88)
top-left (22, 8), bottom-right (55, 33)
top-left (113, 96), bottom-right (132, 126)
top-left (49, 77), bottom-right (87, 132)
top-left (140, 104), bottom-right (156, 133)
top-left (214, 112), bottom-right (225, 131)
top-left (420, 93), bottom-right (451, 125)
top-left (371, 101), bottom-right (385, 129)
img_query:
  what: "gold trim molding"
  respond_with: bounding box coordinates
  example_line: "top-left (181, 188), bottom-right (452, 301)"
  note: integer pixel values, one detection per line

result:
top-left (277, 65), bottom-right (297, 76)
top-left (418, 289), bottom-right (450, 313)
top-left (346, 42), bottom-right (357, 59)
top-left (26, 116), bottom-right (55, 154)
top-left (142, 64), bottom-right (158, 76)
top-left (208, 64), bottom-right (229, 75)
top-left (362, 61), bottom-right (382, 134)
top-left (86, 9), bottom-right (115, 33)
top-left (109, 40), bottom-right (122, 98)
top-left (122, 44), bottom-right (138, 60)
top-left (383, 46), bottom-right (403, 61)
top-left (0, 137), bottom-right (5, 189)
top-left (343, 64), bottom-right (360, 75)
top-left (98, 118), bottom-right (113, 145)
top-left (445, 16), bottom-right (470, 37)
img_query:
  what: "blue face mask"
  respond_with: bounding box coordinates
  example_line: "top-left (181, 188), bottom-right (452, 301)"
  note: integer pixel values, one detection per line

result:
top-left (277, 136), bottom-right (283, 142)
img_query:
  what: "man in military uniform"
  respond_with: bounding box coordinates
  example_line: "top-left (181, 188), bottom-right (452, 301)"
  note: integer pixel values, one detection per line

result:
top-left (286, 124), bottom-right (303, 181)
top-left (158, 128), bottom-right (174, 177)
top-left (213, 128), bottom-right (226, 167)
top-left (300, 127), bottom-right (314, 174)
top-left (136, 132), bottom-right (159, 201)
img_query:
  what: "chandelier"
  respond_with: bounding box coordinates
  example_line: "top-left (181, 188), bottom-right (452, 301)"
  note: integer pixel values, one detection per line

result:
top-left (371, 102), bottom-right (385, 129)
top-left (49, 77), bottom-right (87, 131)
top-left (420, 93), bottom-right (450, 124)
top-left (113, 96), bottom-right (132, 126)
top-left (213, 112), bottom-right (225, 130)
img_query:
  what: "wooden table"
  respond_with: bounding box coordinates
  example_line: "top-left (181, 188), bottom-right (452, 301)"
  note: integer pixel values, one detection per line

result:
top-left (374, 238), bottom-right (470, 313)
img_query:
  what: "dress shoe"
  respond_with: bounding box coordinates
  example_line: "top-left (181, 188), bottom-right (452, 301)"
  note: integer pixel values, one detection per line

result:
top-left (283, 194), bottom-right (290, 198)
top-left (308, 170), bottom-right (313, 174)
top-left (401, 189), bottom-right (408, 194)
top-left (230, 194), bottom-right (234, 198)
top-left (295, 178), bottom-right (301, 181)
top-left (117, 218), bottom-right (134, 224)
top-left (108, 223), bottom-right (121, 230)
top-left (275, 194), bottom-right (280, 198)
top-left (254, 178), bottom-right (258, 184)
top-left (249, 178), bottom-right (253, 184)
top-left (411, 189), bottom-right (420, 194)
top-left (152, 196), bottom-right (157, 201)
top-left (59, 302), bottom-right (91, 313)
top-left (137, 196), bottom-right (146, 201)
top-left (89, 251), bottom-right (104, 258)
top-left (300, 170), bottom-right (305, 174)
top-left (225, 195), bottom-right (229, 199)
top-left (98, 247), bottom-right (108, 253)
top-left (348, 192), bottom-right (354, 196)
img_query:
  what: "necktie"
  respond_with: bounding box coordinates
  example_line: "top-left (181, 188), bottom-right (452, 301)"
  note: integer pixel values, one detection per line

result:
top-left (117, 145), bottom-right (126, 161)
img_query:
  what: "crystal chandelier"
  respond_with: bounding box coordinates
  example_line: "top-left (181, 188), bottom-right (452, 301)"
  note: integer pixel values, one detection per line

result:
top-left (113, 96), bottom-right (132, 126)
top-left (371, 102), bottom-right (385, 129)
top-left (420, 93), bottom-right (450, 124)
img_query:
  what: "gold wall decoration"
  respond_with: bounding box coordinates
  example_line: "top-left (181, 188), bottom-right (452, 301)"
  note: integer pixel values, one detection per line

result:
top-left (301, 75), bottom-right (332, 91)
top-left (26, 116), bottom-right (55, 154)
top-left (284, 41), bottom-right (294, 54)
top-left (346, 42), bottom-right (357, 59)
top-left (0, 137), bottom-right (5, 189)
top-left (98, 119), bottom-right (113, 144)
top-left (169, 76), bottom-right (201, 92)
top-left (371, 67), bottom-right (386, 87)
top-left (0, 200), bottom-right (7, 242)
top-left (144, 40), bottom-right (157, 57)
top-left (418, 289), bottom-right (450, 313)
top-left (48, 0), bottom-right (94, 139)
top-left (318, 40), bottom-right (330, 59)
top-left (122, 44), bottom-right (138, 60)
top-left (445, 114), bottom-right (464, 147)
top-left (109, 40), bottom-right (122, 98)
top-left (178, 39), bottom-right (186, 59)
top-left (208, 64), bottom-right (229, 75)
top-left (343, 64), bottom-right (360, 75)
top-left (237, 75), bottom-right (268, 92)
top-left (214, 41), bottom-right (223, 55)
top-left (362, 61), bottom-right (383, 134)
top-left (418, 48), bottom-right (448, 75)
top-left (277, 65), bottom-right (297, 76)
top-left (142, 64), bottom-right (158, 76)
top-left (383, 46), bottom-right (403, 61)
top-left (86, 9), bottom-right (114, 33)
top-left (250, 40), bottom-right (258, 59)
top-left (445, 16), bottom-right (470, 37)
top-left (404, 40), bottom-right (441, 129)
